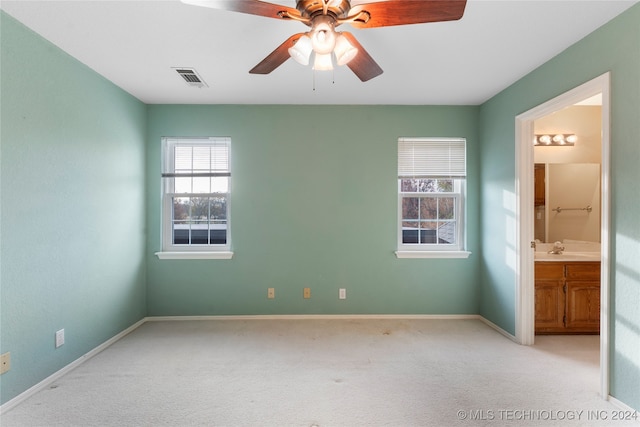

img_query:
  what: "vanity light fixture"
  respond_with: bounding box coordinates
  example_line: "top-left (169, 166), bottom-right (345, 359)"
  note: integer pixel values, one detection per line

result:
top-left (534, 134), bottom-right (577, 146)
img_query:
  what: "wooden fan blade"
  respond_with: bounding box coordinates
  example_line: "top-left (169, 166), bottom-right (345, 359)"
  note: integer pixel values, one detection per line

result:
top-left (341, 32), bottom-right (383, 82)
top-left (181, 0), bottom-right (301, 20)
top-left (349, 0), bottom-right (467, 29)
top-left (249, 33), bottom-right (304, 75)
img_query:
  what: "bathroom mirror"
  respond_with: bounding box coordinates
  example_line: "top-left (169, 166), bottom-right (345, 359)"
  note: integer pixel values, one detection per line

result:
top-left (534, 163), bottom-right (601, 243)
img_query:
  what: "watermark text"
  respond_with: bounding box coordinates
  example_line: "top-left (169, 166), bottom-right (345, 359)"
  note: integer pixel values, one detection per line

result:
top-left (456, 409), bottom-right (638, 422)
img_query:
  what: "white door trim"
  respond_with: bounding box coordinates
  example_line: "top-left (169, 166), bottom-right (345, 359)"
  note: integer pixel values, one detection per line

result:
top-left (514, 72), bottom-right (611, 399)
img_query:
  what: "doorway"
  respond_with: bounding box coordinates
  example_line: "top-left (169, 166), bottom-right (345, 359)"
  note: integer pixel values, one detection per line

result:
top-left (514, 73), bottom-right (611, 398)
top-left (533, 98), bottom-right (602, 334)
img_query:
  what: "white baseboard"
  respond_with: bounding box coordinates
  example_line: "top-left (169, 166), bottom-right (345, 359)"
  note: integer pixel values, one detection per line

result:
top-left (608, 396), bottom-right (640, 423)
top-left (478, 316), bottom-right (518, 343)
top-left (0, 319), bottom-right (146, 415)
top-left (145, 314), bottom-right (482, 322)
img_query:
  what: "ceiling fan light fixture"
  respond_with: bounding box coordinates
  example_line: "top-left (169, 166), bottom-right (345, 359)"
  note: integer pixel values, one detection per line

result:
top-left (313, 53), bottom-right (334, 71)
top-left (310, 18), bottom-right (337, 55)
top-left (181, 0), bottom-right (468, 82)
top-left (334, 33), bottom-right (358, 66)
top-left (288, 35), bottom-right (313, 65)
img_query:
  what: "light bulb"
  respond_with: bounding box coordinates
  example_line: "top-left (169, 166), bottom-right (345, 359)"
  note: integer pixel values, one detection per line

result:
top-left (310, 16), bottom-right (337, 55)
top-left (538, 135), bottom-right (551, 145)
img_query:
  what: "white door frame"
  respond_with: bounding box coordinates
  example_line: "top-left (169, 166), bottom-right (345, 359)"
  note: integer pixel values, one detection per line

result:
top-left (514, 72), bottom-right (611, 398)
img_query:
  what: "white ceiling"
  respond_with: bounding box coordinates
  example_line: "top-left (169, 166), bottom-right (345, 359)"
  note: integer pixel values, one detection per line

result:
top-left (2, 0), bottom-right (637, 105)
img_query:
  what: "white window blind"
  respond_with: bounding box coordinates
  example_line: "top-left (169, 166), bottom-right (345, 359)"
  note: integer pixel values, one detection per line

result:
top-left (398, 138), bottom-right (466, 178)
top-left (162, 138), bottom-right (230, 179)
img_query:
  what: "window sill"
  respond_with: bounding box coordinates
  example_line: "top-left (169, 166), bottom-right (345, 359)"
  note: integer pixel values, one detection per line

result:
top-left (395, 251), bottom-right (471, 259)
top-left (155, 251), bottom-right (234, 260)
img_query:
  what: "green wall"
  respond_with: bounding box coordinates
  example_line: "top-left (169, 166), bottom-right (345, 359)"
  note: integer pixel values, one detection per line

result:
top-left (479, 4), bottom-right (640, 410)
top-left (2, 2), bottom-right (639, 413)
top-left (0, 13), bottom-right (147, 403)
top-left (146, 105), bottom-right (481, 316)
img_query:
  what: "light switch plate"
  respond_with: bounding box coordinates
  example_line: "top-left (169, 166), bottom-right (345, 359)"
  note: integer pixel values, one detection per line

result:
top-left (55, 329), bottom-right (65, 348)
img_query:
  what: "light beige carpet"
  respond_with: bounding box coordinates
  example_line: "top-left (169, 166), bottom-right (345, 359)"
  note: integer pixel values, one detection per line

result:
top-left (1, 319), bottom-right (636, 426)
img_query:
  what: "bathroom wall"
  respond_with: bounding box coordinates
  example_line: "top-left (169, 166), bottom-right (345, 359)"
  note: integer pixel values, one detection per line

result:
top-left (534, 105), bottom-right (602, 164)
top-left (534, 105), bottom-right (602, 242)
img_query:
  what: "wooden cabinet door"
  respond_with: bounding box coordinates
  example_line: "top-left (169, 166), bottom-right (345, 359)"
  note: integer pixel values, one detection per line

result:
top-left (566, 281), bottom-right (600, 332)
top-left (534, 164), bottom-right (546, 206)
top-left (535, 262), bottom-right (565, 333)
top-left (535, 279), bottom-right (565, 332)
top-left (535, 261), bottom-right (600, 334)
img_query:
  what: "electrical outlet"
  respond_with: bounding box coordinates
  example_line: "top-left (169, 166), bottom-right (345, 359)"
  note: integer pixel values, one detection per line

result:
top-left (303, 287), bottom-right (311, 299)
top-left (267, 288), bottom-right (275, 299)
top-left (339, 288), bottom-right (346, 299)
top-left (0, 352), bottom-right (10, 374)
top-left (55, 329), bottom-right (65, 348)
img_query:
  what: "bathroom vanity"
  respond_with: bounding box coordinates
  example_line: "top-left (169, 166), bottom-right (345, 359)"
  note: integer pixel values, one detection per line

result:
top-left (534, 253), bottom-right (600, 334)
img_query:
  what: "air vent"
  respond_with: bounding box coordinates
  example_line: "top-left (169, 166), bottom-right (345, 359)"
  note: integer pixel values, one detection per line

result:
top-left (173, 67), bottom-right (208, 88)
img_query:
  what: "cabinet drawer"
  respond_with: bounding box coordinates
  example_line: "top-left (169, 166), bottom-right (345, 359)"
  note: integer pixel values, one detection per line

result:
top-left (565, 262), bottom-right (600, 280)
top-left (535, 262), bottom-right (564, 279)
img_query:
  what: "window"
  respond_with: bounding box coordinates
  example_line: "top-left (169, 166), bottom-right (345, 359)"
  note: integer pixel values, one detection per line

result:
top-left (157, 137), bottom-right (232, 259)
top-left (396, 137), bottom-right (469, 258)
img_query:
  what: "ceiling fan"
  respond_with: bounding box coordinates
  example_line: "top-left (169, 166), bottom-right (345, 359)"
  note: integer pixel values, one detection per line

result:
top-left (181, 0), bottom-right (467, 82)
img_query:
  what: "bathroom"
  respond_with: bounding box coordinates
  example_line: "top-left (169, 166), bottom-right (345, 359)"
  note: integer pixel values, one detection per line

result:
top-left (533, 95), bottom-right (602, 334)
top-left (534, 95), bottom-right (602, 253)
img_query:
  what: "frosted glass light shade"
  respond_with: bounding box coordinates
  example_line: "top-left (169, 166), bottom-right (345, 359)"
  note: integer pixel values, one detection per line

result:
top-left (311, 21), bottom-right (336, 54)
top-left (334, 34), bottom-right (358, 66)
top-left (288, 35), bottom-right (313, 65)
top-left (313, 53), bottom-right (334, 71)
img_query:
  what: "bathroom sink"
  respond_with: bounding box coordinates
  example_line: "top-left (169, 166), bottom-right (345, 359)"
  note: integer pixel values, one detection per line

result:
top-left (534, 252), bottom-right (600, 262)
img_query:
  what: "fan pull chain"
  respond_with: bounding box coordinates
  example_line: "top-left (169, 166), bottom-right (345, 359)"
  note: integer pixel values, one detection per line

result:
top-left (310, 70), bottom-right (336, 91)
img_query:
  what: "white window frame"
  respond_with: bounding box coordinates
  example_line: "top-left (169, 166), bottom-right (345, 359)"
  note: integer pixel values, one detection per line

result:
top-left (395, 137), bottom-right (471, 259)
top-left (155, 137), bottom-right (233, 260)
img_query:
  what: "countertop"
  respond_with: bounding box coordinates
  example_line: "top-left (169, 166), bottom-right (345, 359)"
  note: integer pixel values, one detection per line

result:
top-left (534, 252), bottom-right (601, 262)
